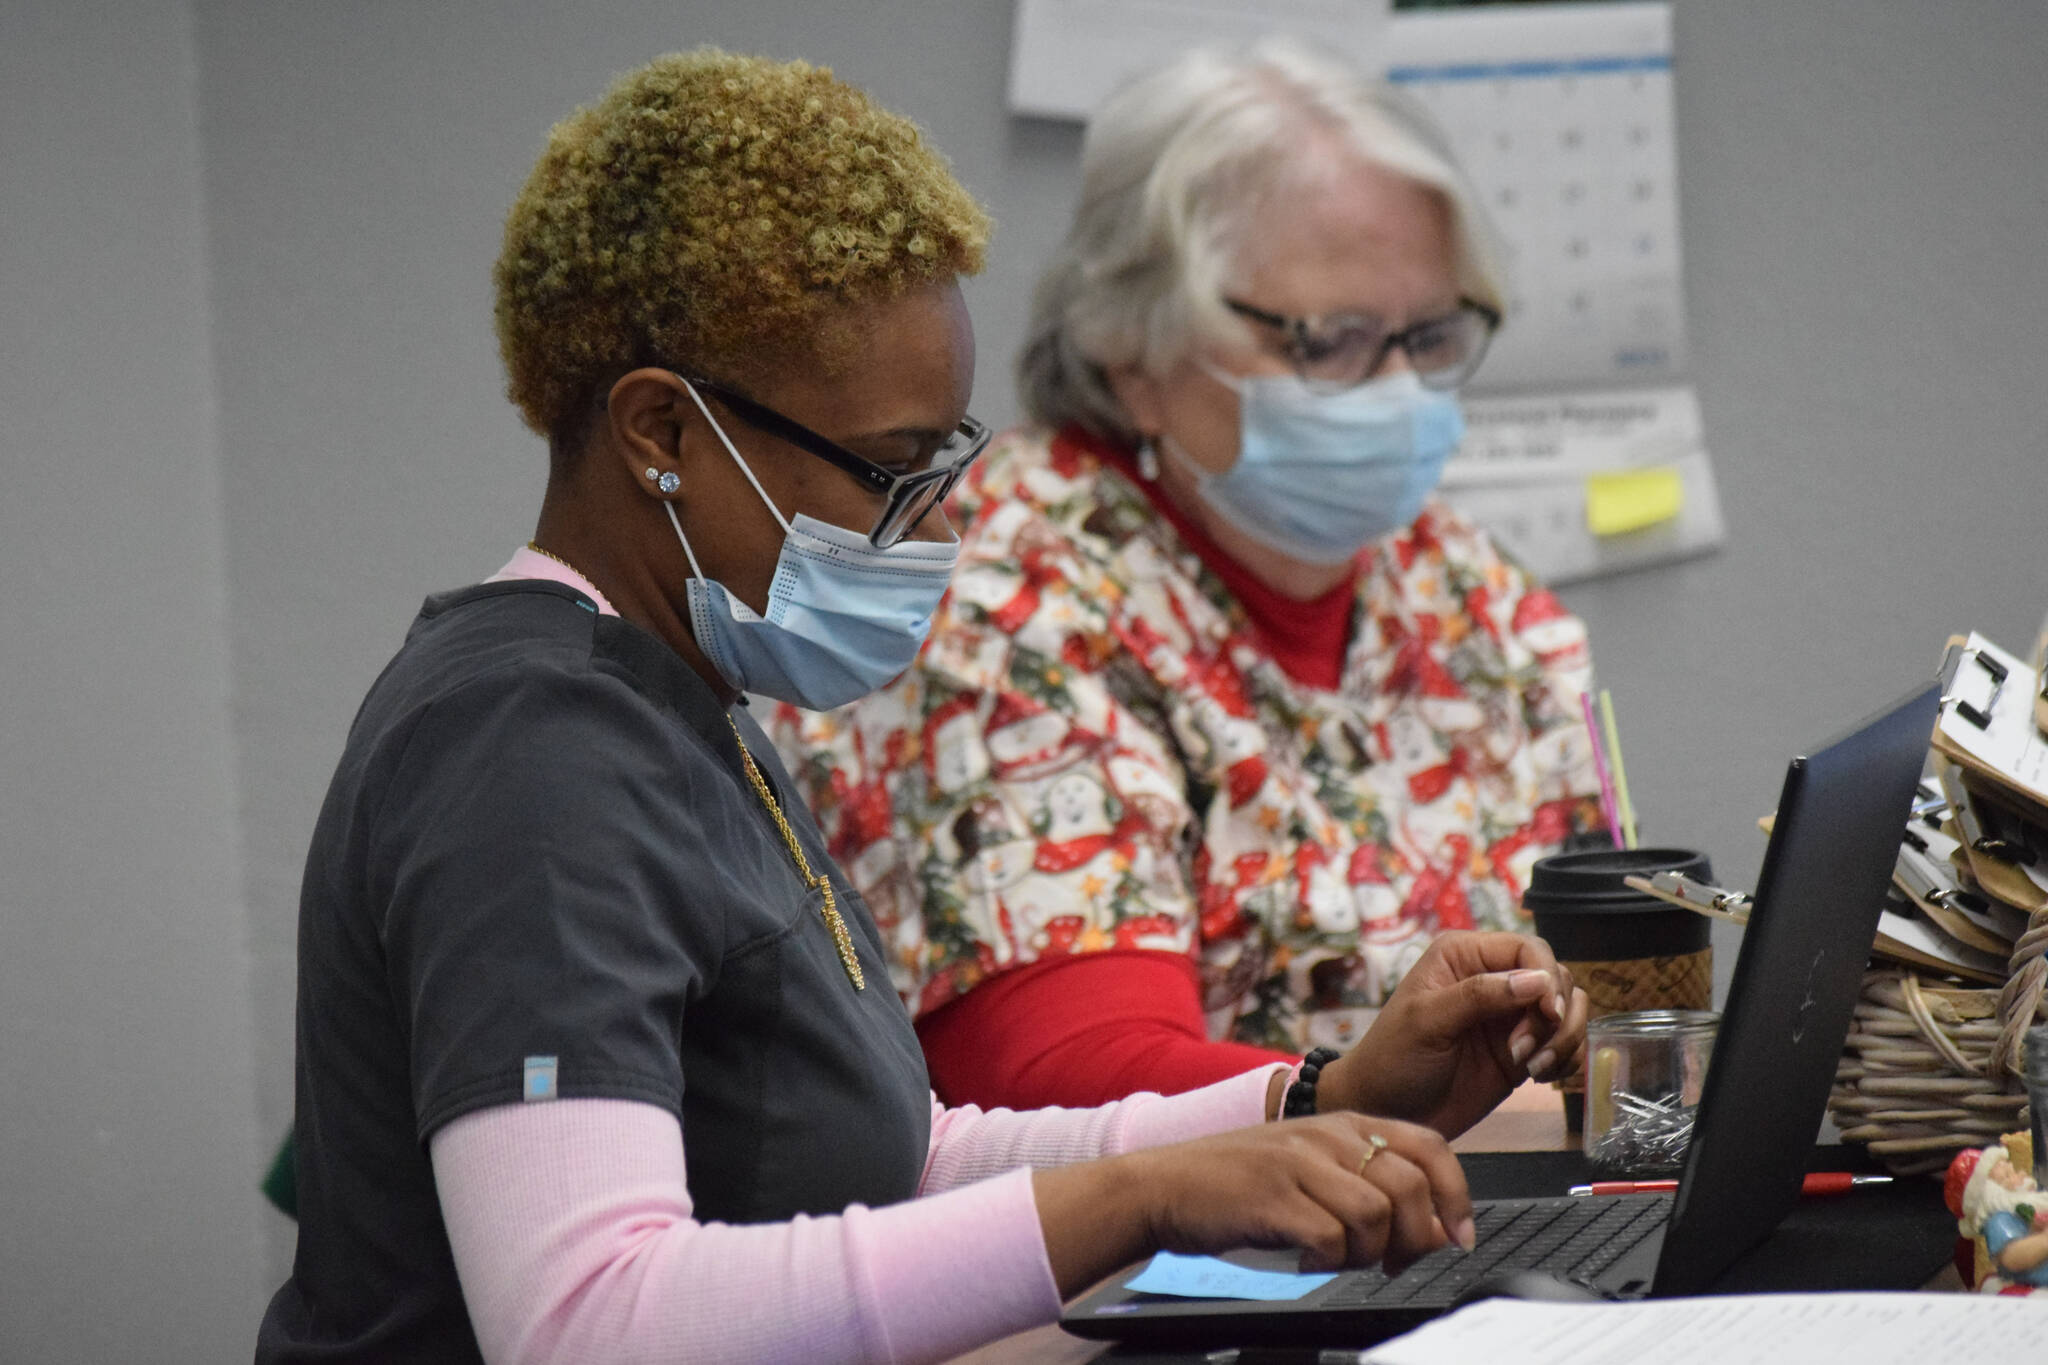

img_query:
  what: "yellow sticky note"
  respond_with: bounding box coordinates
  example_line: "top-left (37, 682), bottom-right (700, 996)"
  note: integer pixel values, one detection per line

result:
top-left (1584, 466), bottom-right (1684, 536)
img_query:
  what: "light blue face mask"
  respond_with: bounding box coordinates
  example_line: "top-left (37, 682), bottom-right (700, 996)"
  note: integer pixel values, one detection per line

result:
top-left (1171, 366), bottom-right (1466, 565)
top-left (667, 385), bottom-right (960, 711)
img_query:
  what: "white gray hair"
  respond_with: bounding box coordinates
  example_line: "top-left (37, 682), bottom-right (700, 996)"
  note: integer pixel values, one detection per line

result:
top-left (1019, 37), bottom-right (1506, 441)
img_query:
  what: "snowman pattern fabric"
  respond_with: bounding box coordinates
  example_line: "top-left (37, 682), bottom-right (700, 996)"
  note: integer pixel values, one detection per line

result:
top-left (767, 426), bottom-right (1603, 1054)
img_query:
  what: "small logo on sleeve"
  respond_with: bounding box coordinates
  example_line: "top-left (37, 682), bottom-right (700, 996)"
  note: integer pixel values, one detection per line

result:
top-left (523, 1055), bottom-right (559, 1102)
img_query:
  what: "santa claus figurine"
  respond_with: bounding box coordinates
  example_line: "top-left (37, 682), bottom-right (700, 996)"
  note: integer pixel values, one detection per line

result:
top-left (1945, 1132), bottom-right (2048, 1294)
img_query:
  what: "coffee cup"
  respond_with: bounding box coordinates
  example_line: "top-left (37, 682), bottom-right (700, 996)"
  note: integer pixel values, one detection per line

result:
top-left (1522, 847), bottom-right (1716, 1130)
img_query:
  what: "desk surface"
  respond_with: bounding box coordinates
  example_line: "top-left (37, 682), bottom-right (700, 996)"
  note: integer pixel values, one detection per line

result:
top-left (947, 1080), bottom-right (1573, 1365)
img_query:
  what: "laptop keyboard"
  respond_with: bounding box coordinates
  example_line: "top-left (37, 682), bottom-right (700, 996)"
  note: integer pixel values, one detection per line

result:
top-left (1315, 1193), bottom-right (1670, 1307)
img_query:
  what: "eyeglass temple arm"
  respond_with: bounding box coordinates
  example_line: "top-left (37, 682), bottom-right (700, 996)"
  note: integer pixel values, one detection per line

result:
top-left (682, 377), bottom-right (895, 493)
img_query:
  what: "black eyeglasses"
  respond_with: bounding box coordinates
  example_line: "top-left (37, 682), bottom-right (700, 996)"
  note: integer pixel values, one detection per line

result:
top-left (678, 375), bottom-right (992, 549)
top-left (1222, 296), bottom-right (1501, 393)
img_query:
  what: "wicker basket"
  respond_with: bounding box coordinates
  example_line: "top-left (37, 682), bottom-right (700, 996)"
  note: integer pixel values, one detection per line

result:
top-left (1829, 957), bottom-right (2047, 1175)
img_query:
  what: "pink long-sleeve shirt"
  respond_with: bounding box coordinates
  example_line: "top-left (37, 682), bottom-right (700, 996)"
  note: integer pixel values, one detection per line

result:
top-left (432, 1076), bottom-right (1280, 1364)
top-left (457, 548), bottom-right (1289, 1362)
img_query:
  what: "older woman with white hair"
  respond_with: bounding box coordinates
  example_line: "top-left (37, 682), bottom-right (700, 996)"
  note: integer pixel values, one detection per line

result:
top-left (771, 40), bottom-right (1601, 1127)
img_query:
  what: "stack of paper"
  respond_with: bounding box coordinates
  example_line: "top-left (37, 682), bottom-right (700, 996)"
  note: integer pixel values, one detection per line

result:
top-left (1874, 782), bottom-right (2016, 984)
top-left (1866, 632), bottom-right (2048, 986)
top-left (1362, 1294), bottom-right (2044, 1365)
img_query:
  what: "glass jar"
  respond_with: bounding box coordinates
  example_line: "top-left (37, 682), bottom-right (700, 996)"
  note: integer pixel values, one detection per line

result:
top-left (1583, 1008), bottom-right (1719, 1175)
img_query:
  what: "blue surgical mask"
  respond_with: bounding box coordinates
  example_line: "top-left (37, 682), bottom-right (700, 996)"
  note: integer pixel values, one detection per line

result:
top-left (1168, 366), bottom-right (1466, 565)
top-left (667, 385), bottom-right (960, 711)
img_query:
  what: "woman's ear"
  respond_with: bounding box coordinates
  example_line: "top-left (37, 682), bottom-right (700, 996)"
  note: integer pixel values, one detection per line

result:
top-left (605, 368), bottom-right (698, 498)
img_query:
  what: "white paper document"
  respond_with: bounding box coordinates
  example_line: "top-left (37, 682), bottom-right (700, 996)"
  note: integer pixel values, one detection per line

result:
top-left (1386, 4), bottom-right (1684, 391)
top-left (1363, 1293), bottom-right (2047, 1365)
top-left (1437, 386), bottom-right (1724, 584)
top-left (1937, 633), bottom-right (2048, 810)
top-left (1448, 386), bottom-right (1703, 483)
top-left (1007, 0), bottom-right (1393, 120)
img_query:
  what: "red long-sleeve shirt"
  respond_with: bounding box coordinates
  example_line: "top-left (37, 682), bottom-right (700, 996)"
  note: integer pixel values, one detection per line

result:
top-left (918, 949), bottom-right (1296, 1110)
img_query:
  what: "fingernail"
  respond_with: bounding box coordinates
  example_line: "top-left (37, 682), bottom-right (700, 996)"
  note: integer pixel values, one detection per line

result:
top-left (1553, 992), bottom-right (1566, 1019)
top-left (1455, 1217), bottom-right (1477, 1251)
top-left (1510, 1033), bottom-right (1535, 1065)
top-left (1528, 1047), bottom-right (1557, 1078)
top-left (1509, 969), bottom-right (1550, 997)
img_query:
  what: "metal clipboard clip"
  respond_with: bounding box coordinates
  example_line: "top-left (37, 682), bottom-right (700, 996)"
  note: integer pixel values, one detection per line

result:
top-left (1909, 779), bottom-right (1947, 825)
top-left (1947, 773), bottom-right (2042, 866)
top-left (1973, 835), bottom-right (2038, 867)
top-left (2035, 620), bottom-right (2048, 736)
top-left (1894, 838), bottom-right (1993, 917)
top-left (1939, 642), bottom-right (2008, 731)
top-left (1623, 870), bottom-right (1752, 925)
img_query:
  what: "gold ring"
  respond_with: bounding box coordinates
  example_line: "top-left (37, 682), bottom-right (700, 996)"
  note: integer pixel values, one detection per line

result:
top-left (1356, 1134), bottom-right (1389, 1174)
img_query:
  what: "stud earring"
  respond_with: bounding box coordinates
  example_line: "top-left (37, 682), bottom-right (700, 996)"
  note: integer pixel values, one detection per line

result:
top-left (645, 467), bottom-right (660, 482)
top-left (656, 471), bottom-right (681, 495)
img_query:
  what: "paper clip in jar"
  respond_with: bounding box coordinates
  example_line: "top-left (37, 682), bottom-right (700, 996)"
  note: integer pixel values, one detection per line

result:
top-left (1584, 1008), bottom-right (1719, 1175)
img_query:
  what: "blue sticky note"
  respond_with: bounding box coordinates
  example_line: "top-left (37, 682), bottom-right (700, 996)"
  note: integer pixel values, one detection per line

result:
top-left (1123, 1252), bottom-right (1336, 1301)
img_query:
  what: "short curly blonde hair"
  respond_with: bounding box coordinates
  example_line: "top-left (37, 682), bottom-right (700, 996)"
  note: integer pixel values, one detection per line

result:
top-left (494, 49), bottom-right (991, 442)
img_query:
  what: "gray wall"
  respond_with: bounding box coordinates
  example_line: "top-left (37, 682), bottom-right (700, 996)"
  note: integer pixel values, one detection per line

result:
top-left (0, 1), bottom-right (263, 1359)
top-left (4, 0), bottom-right (2045, 1356)
top-left (1575, 1), bottom-right (2048, 987)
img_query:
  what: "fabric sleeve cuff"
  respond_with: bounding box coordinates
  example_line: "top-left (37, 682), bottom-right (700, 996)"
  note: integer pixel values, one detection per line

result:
top-left (1112, 1063), bottom-right (1291, 1153)
top-left (844, 1167), bottom-right (1061, 1363)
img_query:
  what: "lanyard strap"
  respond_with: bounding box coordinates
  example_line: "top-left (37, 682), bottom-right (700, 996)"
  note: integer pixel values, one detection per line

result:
top-left (726, 717), bottom-right (865, 991)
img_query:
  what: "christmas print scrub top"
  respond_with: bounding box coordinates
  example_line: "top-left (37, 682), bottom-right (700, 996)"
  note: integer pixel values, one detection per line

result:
top-left (768, 424), bottom-right (1604, 1055)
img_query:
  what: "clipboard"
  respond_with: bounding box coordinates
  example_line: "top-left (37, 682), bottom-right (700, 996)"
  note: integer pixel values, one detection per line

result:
top-left (1729, 803), bottom-right (2007, 982)
top-left (2033, 621), bottom-right (2048, 737)
top-left (1872, 888), bottom-right (2008, 986)
top-left (1908, 776), bottom-right (1947, 825)
top-left (1892, 818), bottom-right (2021, 954)
top-left (1933, 759), bottom-right (2048, 915)
top-left (1933, 632), bottom-right (2048, 823)
top-left (1622, 869), bottom-right (1751, 924)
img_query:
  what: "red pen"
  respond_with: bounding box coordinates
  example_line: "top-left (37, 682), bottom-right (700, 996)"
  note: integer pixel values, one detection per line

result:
top-left (1569, 1173), bottom-right (1892, 1197)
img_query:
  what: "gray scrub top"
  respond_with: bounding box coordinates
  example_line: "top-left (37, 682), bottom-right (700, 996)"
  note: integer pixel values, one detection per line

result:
top-left (258, 580), bottom-right (930, 1364)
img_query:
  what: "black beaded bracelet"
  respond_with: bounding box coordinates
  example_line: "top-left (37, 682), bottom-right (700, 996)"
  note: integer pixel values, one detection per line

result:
top-left (1281, 1046), bottom-right (1343, 1119)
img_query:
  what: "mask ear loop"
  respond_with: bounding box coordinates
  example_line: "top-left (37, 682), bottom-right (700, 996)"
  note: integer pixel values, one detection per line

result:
top-left (675, 377), bottom-right (793, 535)
top-left (1193, 356), bottom-right (1250, 395)
top-left (664, 375), bottom-right (795, 585)
top-left (1151, 431), bottom-right (1208, 485)
top-left (1175, 358), bottom-right (1255, 485)
top-left (664, 501), bottom-right (708, 582)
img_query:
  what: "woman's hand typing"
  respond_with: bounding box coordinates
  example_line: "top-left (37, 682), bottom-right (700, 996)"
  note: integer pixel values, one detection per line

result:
top-left (1032, 1114), bottom-right (1473, 1297)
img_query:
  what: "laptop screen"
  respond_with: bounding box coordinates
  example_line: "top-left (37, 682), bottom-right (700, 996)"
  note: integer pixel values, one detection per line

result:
top-left (1652, 682), bottom-right (1940, 1295)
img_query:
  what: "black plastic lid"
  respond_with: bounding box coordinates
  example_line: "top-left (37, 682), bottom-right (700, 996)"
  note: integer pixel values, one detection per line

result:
top-left (1521, 846), bottom-right (1715, 959)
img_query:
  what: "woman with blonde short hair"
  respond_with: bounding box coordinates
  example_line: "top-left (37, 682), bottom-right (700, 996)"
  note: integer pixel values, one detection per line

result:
top-left (256, 47), bottom-right (1583, 1364)
top-left (773, 40), bottom-right (1602, 1118)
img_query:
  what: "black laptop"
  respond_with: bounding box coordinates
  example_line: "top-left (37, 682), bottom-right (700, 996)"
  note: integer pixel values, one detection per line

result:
top-left (1063, 682), bottom-right (1941, 1349)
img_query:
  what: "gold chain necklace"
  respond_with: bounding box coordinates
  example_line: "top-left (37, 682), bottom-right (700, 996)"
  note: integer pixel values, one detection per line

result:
top-left (526, 540), bottom-right (584, 576)
top-left (526, 539), bottom-right (862, 990)
top-left (726, 717), bottom-right (866, 991)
